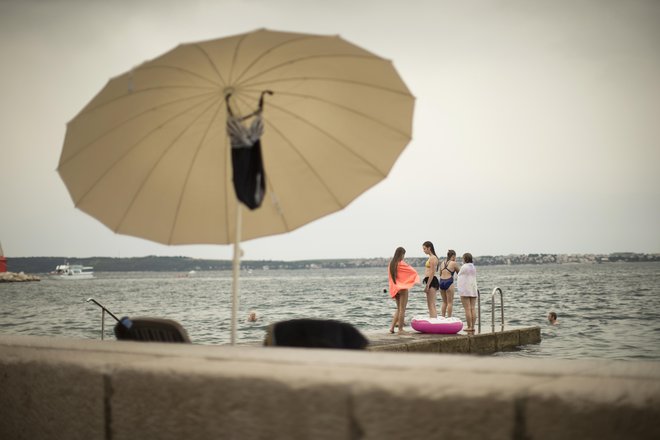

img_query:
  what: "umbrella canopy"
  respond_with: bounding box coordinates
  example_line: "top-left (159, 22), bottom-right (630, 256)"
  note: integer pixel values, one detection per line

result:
top-left (59, 29), bottom-right (414, 244)
top-left (58, 29), bottom-right (415, 343)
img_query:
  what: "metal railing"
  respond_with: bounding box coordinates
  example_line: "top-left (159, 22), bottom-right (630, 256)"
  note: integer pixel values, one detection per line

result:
top-left (477, 287), bottom-right (505, 333)
top-left (490, 287), bottom-right (504, 332)
top-left (86, 298), bottom-right (120, 340)
top-left (477, 289), bottom-right (481, 333)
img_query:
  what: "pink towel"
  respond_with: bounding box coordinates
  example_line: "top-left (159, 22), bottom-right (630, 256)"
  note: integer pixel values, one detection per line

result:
top-left (388, 261), bottom-right (420, 297)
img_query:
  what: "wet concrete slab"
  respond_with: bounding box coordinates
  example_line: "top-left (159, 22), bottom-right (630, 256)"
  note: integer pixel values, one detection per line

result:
top-left (365, 325), bottom-right (541, 354)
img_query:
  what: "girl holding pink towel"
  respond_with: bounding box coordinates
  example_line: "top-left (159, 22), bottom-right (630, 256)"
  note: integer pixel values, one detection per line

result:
top-left (388, 247), bottom-right (420, 334)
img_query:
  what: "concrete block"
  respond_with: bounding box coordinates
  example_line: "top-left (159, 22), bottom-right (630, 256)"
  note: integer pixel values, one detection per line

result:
top-left (469, 333), bottom-right (497, 354)
top-left (369, 342), bottom-right (409, 352)
top-left (437, 336), bottom-right (470, 354)
top-left (495, 329), bottom-right (520, 351)
top-left (591, 359), bottom-right (660, 380)
top-left (354, 387), bottom-right (516, 440)
top-left (109, 359), bottom-right (353, 440)
top-left (351, 370), bottom-right (536, 440)
top-left (0, 357), bottom-right (105, 440)
top-left (407, 340), bottom-right (441, 353)
top-left (524, 375), bottom-right (660, 440)
top-left (2, 334), bottom-right (659, 440)
top-left (366, 326), bottom-right (540, 354)
top-left (519, 327), bottom-right (541, 345)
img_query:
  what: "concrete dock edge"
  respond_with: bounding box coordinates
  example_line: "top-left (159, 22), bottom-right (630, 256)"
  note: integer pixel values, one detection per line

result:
top-left (1, 334), bottom-right (658, 440)
top-left (366, 326), bottom-right (541, 354)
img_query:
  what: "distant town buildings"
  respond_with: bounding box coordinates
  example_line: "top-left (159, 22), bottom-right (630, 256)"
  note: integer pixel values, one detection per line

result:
top-left (253, 252), bottom-right (660, 270)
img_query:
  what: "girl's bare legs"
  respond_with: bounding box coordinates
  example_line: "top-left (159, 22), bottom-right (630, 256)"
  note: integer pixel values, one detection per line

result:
top-left (389, 294), bottom-right (400, 333)
top-left (439, 290), bottom-right (448, 317)
top-left (469, 297), bottom-right (477, 331)
top-left (397, 290), bottom-right (409, 333)
top-left (461, 296), bottom-right (477, 331)
top-left (426, 287), bottom-right (438, 318)
top-left (461, 296), bottom-right (473, 330)
top-left (446, 285), bottom-right (455, 317)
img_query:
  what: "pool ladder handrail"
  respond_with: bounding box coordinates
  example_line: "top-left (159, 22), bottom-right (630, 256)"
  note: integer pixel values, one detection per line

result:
top-left (86, 298), bottom-right (120, 340)
top-left (477, 287), bottom-right (505, 333)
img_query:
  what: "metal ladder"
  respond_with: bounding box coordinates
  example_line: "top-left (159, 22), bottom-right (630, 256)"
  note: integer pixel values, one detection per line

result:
top-left (86, 298), bottom-right (120, 340)
top-left (477, 287), bottom-right (505, 333)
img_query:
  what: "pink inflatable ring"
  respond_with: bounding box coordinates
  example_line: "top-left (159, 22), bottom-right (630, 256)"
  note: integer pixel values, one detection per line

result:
top-left (411, 316), bottom-right (464, 334)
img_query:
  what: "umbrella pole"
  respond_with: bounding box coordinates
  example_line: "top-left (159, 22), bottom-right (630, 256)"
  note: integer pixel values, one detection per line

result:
top-left (230, 204), bottom-right (242, 345)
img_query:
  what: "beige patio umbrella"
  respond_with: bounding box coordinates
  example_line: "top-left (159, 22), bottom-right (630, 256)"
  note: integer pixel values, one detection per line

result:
top-left (58, 29), bottom-right (414, 344)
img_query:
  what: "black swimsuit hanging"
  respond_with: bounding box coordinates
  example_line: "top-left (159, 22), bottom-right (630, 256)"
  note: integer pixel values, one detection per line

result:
top-left (225, 90), bottom-right (273, 210)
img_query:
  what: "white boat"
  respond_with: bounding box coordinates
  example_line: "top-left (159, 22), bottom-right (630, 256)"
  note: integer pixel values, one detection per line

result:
top-left (51, 263), bottom-right (94, 280)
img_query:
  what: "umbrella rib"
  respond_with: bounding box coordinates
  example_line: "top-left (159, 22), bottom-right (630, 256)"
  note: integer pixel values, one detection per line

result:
top-left (168, 100), bottom-right (224, 244)
top-left (60, 92), bottom-right (218, 169)
top-left (235, 54), bottom-right (384, 88)
top-left (263, 118), bottom-right (344, 210)
top-left (78, 86), bottom-right (217, 117)
top-left (267, 101), bottom-right (397, 178)
top-left (189, 44), bottom-right (228, 87)
top-left (223, 131), bottom-right (232, 241)
top-left (140, 62), bottom-right (224, 88)
top-left (113, 96), bottom-right (223, 235)
top-left (69, 95), bottom-right (219, 210)
top-left (244, 88), bottom-right (412, 139)
top-left (227, 32), bottom-right (252, 85)
top-left (263, 180), bottom-right (291, 232)
top-left (247, 76), bottom-right (411, 97)
top-left (231, 34), bottom-right (322, 85)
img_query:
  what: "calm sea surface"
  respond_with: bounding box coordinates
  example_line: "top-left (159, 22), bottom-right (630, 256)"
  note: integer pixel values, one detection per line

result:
top-left (1, 262), bottom-right (659, 360)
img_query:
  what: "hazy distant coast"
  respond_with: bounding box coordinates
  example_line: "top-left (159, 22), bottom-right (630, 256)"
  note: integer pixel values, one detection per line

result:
top-left (5, 253), bottom-right (658, 274)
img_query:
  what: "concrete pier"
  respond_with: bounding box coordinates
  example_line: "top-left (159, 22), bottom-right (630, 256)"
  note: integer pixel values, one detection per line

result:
top-left (1, 334), bottom-right (659, 440)
top-left (367, 325), bottom-right (541, 354)
top-left (0, 271), bottom-right (40, 282)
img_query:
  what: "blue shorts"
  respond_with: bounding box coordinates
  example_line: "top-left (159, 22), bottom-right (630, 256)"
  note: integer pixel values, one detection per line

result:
top-left (439, 277), bottom-right (453, 290)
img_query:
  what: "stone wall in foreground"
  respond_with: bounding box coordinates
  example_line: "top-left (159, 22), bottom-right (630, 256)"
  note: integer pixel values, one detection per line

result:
top-left (0, 335), bottom-right (658, 440)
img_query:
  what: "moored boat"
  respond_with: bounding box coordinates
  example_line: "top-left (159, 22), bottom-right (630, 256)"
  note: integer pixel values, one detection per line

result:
top-left (51, 263), bottom-right (94, 280)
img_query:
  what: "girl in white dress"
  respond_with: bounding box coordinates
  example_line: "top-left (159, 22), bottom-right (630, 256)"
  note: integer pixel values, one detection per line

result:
top-left (457, 253), bottom-right (478, 333)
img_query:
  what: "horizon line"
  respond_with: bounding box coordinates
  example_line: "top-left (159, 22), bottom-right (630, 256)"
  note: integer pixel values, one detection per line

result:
top-left (6, 251), bottom-right (660, 262)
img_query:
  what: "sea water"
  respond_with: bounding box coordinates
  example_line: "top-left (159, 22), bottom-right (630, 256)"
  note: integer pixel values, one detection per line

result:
top-left (1, 262), bottom-right (659, 360)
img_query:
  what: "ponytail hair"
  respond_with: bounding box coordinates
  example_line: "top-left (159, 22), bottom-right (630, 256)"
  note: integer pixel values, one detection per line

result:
top-left (389, 247), bottom-right (406, 282)
top-left (422, 241), bottom-right (437, 257)
top-left (447, 249), bottom-right (456, 260)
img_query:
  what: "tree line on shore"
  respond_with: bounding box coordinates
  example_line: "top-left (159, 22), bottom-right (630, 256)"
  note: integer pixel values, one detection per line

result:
top-left (6, 252), bottom-right (659, 274)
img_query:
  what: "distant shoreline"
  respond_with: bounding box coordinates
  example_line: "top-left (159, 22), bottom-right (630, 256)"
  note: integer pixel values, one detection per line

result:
top-left (4, 253), bottom-right (659, 274)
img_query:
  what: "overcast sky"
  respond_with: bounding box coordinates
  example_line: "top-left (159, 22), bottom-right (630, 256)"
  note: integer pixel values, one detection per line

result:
top-left (1, 0), bottom-right (659, 261)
